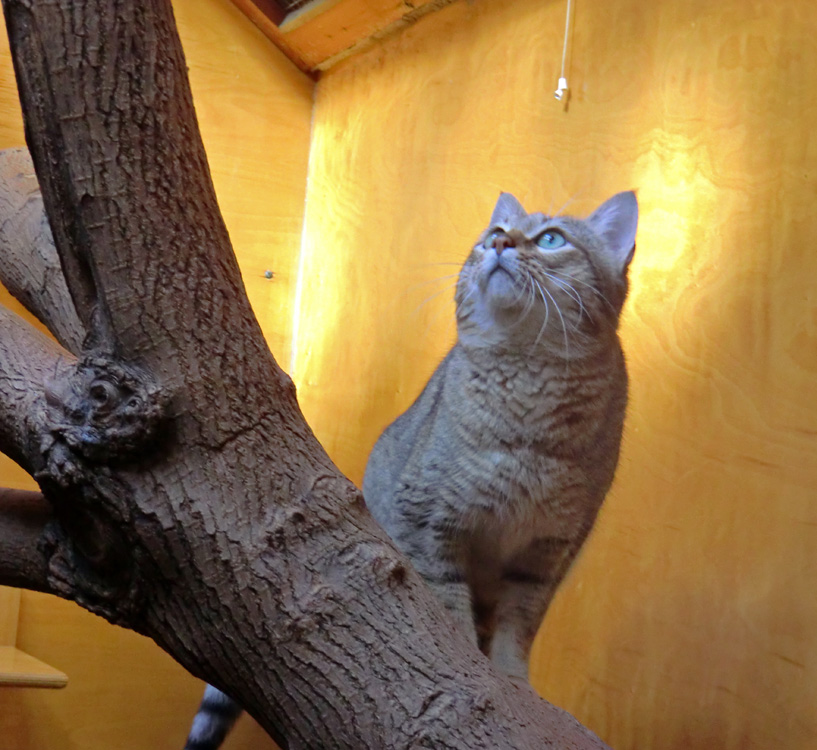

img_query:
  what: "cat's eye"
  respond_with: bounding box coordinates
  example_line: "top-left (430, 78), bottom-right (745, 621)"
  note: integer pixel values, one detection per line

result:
top-left (535, 230), bottom-right (567, 250)
top-left (485, 228), bottom-right (504, 244)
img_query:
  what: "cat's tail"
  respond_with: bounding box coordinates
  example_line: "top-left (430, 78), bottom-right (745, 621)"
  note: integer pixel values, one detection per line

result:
top-left (184, 684), bottom-right (243, 750)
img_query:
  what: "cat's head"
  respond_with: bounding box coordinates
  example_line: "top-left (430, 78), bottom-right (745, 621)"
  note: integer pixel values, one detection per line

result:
top-left (455, 191), bottom-right (638, 355)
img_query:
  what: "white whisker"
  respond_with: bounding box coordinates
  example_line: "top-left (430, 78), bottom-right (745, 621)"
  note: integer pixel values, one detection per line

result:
top-left (425, 300), bottom-right (458, 336)
top-left (540, 281), bottom-right (570, 365)
top-left (410, 281), bottom-right (459, 318)
top-left (549, 270), bottom-right (616, 315)
top-left (412, 262), bottom-right (466, 269)
top-left (552, 181), bottom-right (590, 218)
top-left (531, 280), bottom-right (551, 352)
top-left (545, 273), bottom-right (586, 329)
top-left (513, 278), bottom-right (537, 329)
top-left (404, 272), bottom-right (461, 294)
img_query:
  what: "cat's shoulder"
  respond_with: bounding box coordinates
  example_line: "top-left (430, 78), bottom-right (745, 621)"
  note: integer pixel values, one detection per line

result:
top-left (378, 346), bottom-right (458, 441)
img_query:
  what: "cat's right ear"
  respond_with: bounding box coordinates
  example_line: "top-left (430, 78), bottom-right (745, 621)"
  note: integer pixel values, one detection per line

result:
top-left (490, 192), bottom-right (526, 226)
top-left (587, 191), bottom-right (638, 271)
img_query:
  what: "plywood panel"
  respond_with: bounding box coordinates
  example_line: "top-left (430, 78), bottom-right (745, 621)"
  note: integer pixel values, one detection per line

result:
top-left (0, 0), bottom-right (311, 747)
top-left (5, 592), bottom-right (273, 749)
top-left (173, 0), bottom-right (313, 370)
top-left (0, 586), bottom-right (20, 645)
top-left (295, 1), bottom-right (817, 748)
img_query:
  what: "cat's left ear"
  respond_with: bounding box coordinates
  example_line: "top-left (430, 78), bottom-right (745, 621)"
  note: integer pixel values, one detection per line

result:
top-left (587, 191), bottom-right (638, 271)
top-left (490, 192), bottom-right (527, 226)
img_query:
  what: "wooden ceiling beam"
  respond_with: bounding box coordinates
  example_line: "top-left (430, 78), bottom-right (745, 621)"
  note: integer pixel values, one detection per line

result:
top-left (231, 0), bottom-right (456, 73)
top-left (229, 0), bottom-right (315, 75)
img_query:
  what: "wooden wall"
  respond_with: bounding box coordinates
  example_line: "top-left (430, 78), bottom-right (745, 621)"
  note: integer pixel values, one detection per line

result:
top-left (294, 0), bottom-right (817, 748)
top-left (4, 0), bottom-right (817, 749)
top-left (0, 0), bottom-right (310, 747)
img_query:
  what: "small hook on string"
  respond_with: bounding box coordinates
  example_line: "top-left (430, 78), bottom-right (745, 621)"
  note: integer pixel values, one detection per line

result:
top-left (554, 0), bottom-right (573, 104)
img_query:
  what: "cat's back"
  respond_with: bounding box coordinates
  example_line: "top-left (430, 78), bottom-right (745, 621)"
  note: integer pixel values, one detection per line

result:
top-left (363, 348), bottom-right (455, 525)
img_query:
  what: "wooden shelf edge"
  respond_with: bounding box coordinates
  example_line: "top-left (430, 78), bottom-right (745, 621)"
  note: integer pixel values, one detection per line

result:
top-left (0, 646), bottom-right (68, 689)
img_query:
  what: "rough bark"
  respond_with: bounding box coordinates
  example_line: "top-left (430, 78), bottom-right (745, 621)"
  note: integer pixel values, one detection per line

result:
top-left (0, 1), bottom-right (610, 748)
top-left (0, 487), bottom-right (53, 592)
top-left (0, 147), bottom-right (83, 352)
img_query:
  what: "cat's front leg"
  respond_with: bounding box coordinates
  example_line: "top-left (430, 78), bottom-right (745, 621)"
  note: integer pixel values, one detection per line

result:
top-left (387, 501), bottom-right (480, 647)
top-left (414, 556), bottom-right (479, 648)
top-left (489, 537), bottom-right (579, 684)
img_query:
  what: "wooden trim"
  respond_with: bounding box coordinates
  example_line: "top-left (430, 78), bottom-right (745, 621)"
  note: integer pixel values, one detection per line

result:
top-left (232, 0), bottom-right (456, 72)
top-left (315, 0), bottom-right (456, 70)
top-left (240, 0), bottom-right (287, 26)
top-left (229, 0), bottom-right (316, 76)
top-left (0, 646), bottom-right (68, 688)
top-left (279, 0), bottom-right (343, 32)
top-left (0, 588), bottom-right (68, 689)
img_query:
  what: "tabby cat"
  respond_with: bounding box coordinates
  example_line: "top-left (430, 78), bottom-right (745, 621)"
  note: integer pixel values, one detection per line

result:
top-left (183, 189), bottom-right (637, 747)
top-left (363, 189), bottom-right (637, 681)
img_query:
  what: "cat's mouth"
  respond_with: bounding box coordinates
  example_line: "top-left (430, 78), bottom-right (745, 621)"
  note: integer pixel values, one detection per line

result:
top-left (487, 265), bottom-right (512, 279)
top-left (484, 252), bottom-right (514, 275)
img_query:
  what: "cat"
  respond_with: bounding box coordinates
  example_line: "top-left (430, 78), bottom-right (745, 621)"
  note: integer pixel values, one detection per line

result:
top-left (182, 189), bottom-right (637, 748)
top-left (362, 189), bottom-right (637, 682)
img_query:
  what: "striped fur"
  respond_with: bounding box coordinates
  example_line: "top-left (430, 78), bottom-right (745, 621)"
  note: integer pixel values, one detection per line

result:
top-left (363, 191), bottom-right (637, 682)
top-left (184, 685), bottom-right (242, 750)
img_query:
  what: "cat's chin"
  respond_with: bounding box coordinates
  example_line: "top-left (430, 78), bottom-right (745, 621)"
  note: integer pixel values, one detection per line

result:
top-left (484, 269), bottom-right (523, 310)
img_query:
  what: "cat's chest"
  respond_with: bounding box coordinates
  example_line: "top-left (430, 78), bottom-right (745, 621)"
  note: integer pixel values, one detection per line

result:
top-left (431, 351), bottom-right (623, 533)
top-left (450, 357), bottom-right (612, 450)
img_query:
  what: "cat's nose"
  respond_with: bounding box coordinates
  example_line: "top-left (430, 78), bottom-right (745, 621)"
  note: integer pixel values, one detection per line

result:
top-left (488, 232), bottom-right (516, 254)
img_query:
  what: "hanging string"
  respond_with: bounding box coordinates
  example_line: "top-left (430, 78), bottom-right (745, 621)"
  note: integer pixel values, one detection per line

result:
top-left (554, 0), bottom-right (573, 101)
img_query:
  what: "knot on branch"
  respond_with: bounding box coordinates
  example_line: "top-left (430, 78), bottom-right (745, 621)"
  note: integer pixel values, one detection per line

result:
top-left (31, 355), bottom-right (165, 629)
top-left (42, 354), bottom-right (167, 485)
top-left (39, 512), bottom-right (145, 628)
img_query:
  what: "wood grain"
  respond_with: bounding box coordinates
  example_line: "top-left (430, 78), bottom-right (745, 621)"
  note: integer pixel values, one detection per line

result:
top-left (294, 1), bottom-right (817, 748)
top-left (3, 0), bottom-right (816, 747)
top-left (0, 586), bottom-right (20, 645)
top-left (229, 0), bottom-right (314, 73)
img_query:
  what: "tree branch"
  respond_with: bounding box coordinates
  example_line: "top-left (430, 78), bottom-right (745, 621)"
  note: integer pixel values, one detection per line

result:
top-left (0, 487), bottom-right (55, 593)
top-left (0, 304), bottom-right (73, 474)
top-left (0, 147), bottom-right (84, 354)
top-left (3, 0), bottom-right (283, 451)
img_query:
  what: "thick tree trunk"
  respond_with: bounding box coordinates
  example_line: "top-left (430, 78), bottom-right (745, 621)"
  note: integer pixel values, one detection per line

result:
top-left (0, 1), bottom-right (610, 748)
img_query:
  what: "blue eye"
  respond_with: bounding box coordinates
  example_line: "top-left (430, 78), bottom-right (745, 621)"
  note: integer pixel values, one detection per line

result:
top-left (535, 230), bottom-right (566, 250)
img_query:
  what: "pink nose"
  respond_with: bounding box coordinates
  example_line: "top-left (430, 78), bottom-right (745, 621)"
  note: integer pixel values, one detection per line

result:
top-left (489, 232), bottom-right (516, 254)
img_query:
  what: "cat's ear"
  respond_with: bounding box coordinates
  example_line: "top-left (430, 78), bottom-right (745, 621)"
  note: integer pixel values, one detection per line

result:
top-left (490, 192), bottom-right (526, 226)
top-left (587, 191), bottom-right (638, 271)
